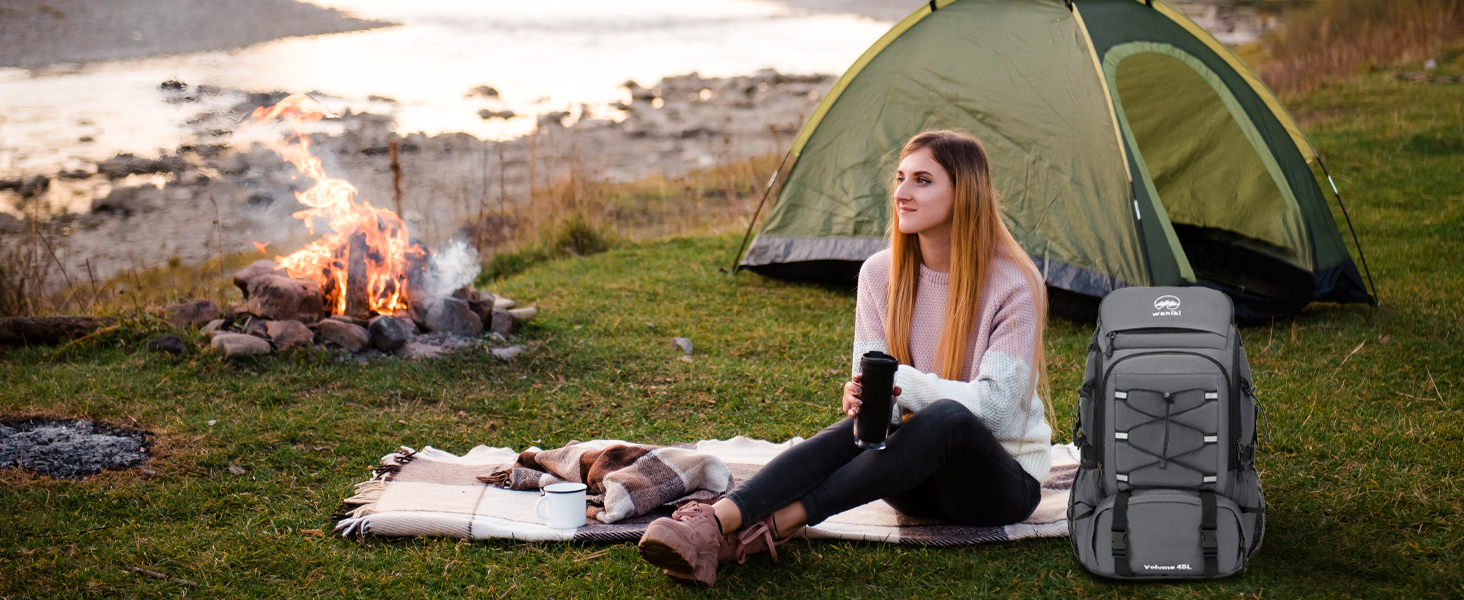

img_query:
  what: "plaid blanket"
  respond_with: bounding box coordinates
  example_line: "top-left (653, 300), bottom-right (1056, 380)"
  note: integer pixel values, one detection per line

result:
top-left (335, 437), bottom-right (1078, 545)
top-left (475, 443), bottom-right (731, 523)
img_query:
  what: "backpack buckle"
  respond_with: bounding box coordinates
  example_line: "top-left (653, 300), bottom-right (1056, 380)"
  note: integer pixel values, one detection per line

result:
top-left (1111, 531), bottom-right (1128, 554)
top-left (1237, 445), bottom-right (1255, 466)
top-left (1201, 529), bottom-right (1219, 554)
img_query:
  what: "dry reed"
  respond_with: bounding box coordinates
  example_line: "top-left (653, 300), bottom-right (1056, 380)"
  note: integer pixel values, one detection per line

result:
top-left (1257, 0), bottom-right (1464, 94)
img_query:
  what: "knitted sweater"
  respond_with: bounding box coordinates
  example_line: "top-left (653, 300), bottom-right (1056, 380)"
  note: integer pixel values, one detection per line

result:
top-left (852, 249), bottom-right (1053, 481)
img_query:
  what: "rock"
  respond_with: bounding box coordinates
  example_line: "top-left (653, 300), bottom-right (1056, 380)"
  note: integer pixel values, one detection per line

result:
top-left (368, 316), bottom-right (411, 352)
top-left (468, 85), bottom-right (500, 98)
top-left (490, 345), bottom-right (525, 361)
top-left (147, 334), bottom-right (189, 355)
top-left (96, 153), bottom-right (186, 179)
top-left (211, 333), bottom-right (271, 356)
top-left (266, 320), bottom-right (314, 349)
top-left (507, 306), bottom-right (538, 322)
top-left (415, 296), bottom-right (483, 336)
top-left (233, 260), bottom-right (282, 298)
top-left (671, 337), bottom-right (693, 355)
top-left (399, 342), bottom-right (446, 360)
top-left (317, 319), bottom-right (370, 353)
top-left (493, 296), bottom-right (516, 309)
top-left (451, 286), bottom-right (475, 301)
top-left (92, 184), bottom-right (165, 215)
top-left (200, 319), bottom-right (226, 336)
top-left (244, 318), bottom-right (271, 340)
top-left (477, 109), bottom-right (516, 120)
top-left (239, 275), bottom-right (327, 322)
top-left (165, 300), bottom-right (220, 329)
top-left (489, 309), bottom-right (518, 336)
top-left (0, 212), bottom-right (22, 234)
top-left (326, 315), bottom-right (367, 327)
top-left (467, 299), bottom-right (494, 323)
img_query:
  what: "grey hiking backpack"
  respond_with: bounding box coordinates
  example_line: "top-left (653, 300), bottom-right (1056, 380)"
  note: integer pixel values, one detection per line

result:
top-left (1068, 287), bottom-right (1266, 579)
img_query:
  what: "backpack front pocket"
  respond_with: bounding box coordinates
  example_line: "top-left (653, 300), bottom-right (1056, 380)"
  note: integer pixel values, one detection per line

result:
top-left (1086, 489), bottom-right (1248, 579)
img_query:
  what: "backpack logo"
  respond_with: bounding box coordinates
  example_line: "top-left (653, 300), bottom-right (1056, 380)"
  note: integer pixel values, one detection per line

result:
top-left (1153, 295), bottom-right (1182, 317)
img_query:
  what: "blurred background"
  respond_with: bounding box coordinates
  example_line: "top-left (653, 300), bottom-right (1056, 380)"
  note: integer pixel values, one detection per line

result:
top-left (1, 0), bottom-right (1461, 316)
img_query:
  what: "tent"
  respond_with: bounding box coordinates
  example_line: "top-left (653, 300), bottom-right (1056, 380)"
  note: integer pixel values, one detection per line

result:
top-left (736, 0), bottom-right (1376, 322)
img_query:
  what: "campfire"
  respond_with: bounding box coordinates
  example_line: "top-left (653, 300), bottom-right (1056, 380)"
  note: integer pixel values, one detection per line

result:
top-left (249, 94), bottom-right (419, 319)
top-left (183, 94), bottom-right (537, 359)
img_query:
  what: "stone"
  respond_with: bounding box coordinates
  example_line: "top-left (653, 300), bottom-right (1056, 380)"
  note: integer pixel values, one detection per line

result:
top-left (467, 299), bottom-right (494, 323)
top-left (671, 337), bottom-right (693, 355)
top-left (399, 342), bottom-right (446, 360)
top-left (147, 334), bottom-right (189, 355)
top-left (245, 318), bottom-right (270, 340)
top-left (239, 275), bottom-right (327, 323)
top-left (211, 333), bottom-right (271, 356)
top-left (493, 297), bottom-right (516, 309)
top-left (489, 309), bottom-right (518, 336)
top-left (266, 320), bottom-right (314, 349)
top-left (368, 316), bottom-right (411, 352)
top-left (507, 306), bottom-right (538, 322)
top-left (490, 345), bottom-right (525, 361)
top-left (451, 286), bottom-right (475, 301)
top-left (326, 315), bottom-right (367, 327)
top-left (200, 319), bottom-right (226, 336)
top-left (91, 183), bottom-right (164, 215)
top-left (233, 260), bottom-right (282, 298)
top-left (165, 300), bottom-right (220, 329)
top-left (415, 296), bottom-right (483, 337)
top-left (317, 319), bottom-right (370, 353)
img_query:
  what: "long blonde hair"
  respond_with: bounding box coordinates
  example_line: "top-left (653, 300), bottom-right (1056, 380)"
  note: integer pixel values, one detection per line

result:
top-left (885, 130), bottom-right (1051, 410)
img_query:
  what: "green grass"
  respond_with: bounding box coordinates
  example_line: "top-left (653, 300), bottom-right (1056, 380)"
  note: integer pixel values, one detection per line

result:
top-left (2, 76), bottom-right (1462, 599)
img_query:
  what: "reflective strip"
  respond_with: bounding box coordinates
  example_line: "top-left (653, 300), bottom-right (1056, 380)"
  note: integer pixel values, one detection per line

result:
top-left (1115, 432), bottom-right (1129, 440)
top-left (1203, 476), bottom-right (1217, 483)
top-left (1114, 391), bottom-right (1128, 399)
top-left (1203, 435), bottom-right (1218, 443)
top-left (1116, 474), bottom-right (1129, 482)
top-left (1205, 392), bottom-right (1219, 399)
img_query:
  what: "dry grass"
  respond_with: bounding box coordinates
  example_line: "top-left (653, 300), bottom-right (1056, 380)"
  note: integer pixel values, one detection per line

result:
top-left (1255, 0), bottom-right (1464, 95)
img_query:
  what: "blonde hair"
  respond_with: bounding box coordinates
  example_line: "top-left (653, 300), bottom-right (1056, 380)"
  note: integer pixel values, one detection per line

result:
top-left (885, 130), bottom-right (1051, 413)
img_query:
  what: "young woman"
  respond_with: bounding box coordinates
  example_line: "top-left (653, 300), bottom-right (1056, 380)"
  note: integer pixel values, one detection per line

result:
top-left (637, 130), bottom-right (1053, 586)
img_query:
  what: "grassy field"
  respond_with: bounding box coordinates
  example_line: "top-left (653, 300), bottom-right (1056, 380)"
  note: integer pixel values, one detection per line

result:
top-left (2, 76), bottom-right (1461, 599)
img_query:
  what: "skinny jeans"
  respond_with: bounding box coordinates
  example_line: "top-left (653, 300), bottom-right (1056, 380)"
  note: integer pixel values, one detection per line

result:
top-left (725, 399), bottom-right (1041, 528)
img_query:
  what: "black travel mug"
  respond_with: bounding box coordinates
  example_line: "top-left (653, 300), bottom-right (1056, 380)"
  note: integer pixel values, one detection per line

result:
top-left (854, 351), bottom-right (899, 450)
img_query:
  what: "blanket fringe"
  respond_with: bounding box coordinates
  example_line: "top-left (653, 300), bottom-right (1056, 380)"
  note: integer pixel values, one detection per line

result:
top-left (477, 468), bottom-right (511, 487)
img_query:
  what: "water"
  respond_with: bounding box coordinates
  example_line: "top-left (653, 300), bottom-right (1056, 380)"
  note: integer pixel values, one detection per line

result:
top-left (0, 0), bottom-right (1293, 213)
top-left (0, 0), bottom-right (889, 184)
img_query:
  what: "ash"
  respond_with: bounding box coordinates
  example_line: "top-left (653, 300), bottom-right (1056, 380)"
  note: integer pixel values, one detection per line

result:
top-left (0, 419), bottom-right (149, 479)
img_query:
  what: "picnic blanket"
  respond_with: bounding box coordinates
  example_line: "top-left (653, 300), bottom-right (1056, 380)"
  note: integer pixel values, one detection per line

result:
top-left (335, 437), bottom-right (1078, 545)
top-left (476, 443), bottom-right (732, 523)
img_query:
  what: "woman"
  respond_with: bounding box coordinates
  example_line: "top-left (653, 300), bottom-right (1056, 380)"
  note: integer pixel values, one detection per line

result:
top-left (638, 130), bottom-right (1053, 586)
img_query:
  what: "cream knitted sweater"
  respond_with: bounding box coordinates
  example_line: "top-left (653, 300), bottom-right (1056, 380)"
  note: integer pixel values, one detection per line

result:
top-left (852, 249), bottom-right (1053, 481)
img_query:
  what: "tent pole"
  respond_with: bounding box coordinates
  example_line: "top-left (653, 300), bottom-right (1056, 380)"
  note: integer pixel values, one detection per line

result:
top-left (728, 152), bottom-right (792, 275)
top-left (1317, 157), bottom-right (1380, 306)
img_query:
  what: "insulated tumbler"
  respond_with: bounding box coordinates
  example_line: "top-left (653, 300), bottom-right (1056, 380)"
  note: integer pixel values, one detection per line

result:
top-left (855, 351), bottom-right (899, 450)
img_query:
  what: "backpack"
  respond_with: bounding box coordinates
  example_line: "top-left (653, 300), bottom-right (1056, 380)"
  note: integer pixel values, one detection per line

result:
top-left (1068, 287), bottom-right (1266, 579)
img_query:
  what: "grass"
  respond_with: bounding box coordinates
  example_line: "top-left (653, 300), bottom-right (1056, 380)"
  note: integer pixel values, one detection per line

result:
top-left (2, 78), bottom-right (1462, 598)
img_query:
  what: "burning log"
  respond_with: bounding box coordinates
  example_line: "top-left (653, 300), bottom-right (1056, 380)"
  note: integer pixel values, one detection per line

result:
top-left (345, 230), bottom-right (372, 319)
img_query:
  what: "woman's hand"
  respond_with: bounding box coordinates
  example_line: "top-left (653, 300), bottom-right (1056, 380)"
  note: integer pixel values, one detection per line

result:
top-left (842, 373), bottom-right (902, 419)
top-left (842, 374), bottom-right (863, 418)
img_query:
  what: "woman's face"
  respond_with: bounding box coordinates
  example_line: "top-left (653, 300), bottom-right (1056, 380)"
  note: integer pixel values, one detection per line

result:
top-left (893, 147), bottom-right (955, 236)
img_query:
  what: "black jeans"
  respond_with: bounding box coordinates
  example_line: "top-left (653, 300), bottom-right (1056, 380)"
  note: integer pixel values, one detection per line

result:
top-left (725, 399), bottom-right (1041, 528)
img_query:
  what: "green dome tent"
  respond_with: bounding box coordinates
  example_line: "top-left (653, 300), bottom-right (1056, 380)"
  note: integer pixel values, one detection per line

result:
top-left (736, 0), bottom-right (1375, 322)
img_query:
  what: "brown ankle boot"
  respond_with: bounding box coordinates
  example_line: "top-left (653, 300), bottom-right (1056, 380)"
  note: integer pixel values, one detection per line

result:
top-left (637, 502), bottom-right (724, 585)
top-left (719, 514), bottom-right (797, 565)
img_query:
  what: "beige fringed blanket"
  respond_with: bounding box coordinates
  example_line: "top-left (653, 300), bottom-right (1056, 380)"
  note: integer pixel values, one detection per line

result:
top-left (335, 437), bottom-right (1078, 545)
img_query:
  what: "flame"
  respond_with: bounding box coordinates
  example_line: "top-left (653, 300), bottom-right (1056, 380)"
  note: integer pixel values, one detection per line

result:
top-left (248, 241), bottom-right (269, 254)
top-left (247, 94), bottom-right (419, 316)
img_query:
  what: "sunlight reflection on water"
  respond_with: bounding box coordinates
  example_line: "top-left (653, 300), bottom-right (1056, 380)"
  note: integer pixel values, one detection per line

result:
top-left (0, 0), bottom-right (889, 179)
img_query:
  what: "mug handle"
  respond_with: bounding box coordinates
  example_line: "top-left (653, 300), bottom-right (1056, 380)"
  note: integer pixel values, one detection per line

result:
top-left (535, 493), bottom-right (551, 521)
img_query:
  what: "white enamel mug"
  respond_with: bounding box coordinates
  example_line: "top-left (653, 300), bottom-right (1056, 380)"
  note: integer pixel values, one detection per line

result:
top-left (535, 482), bottom-right (588, 529)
